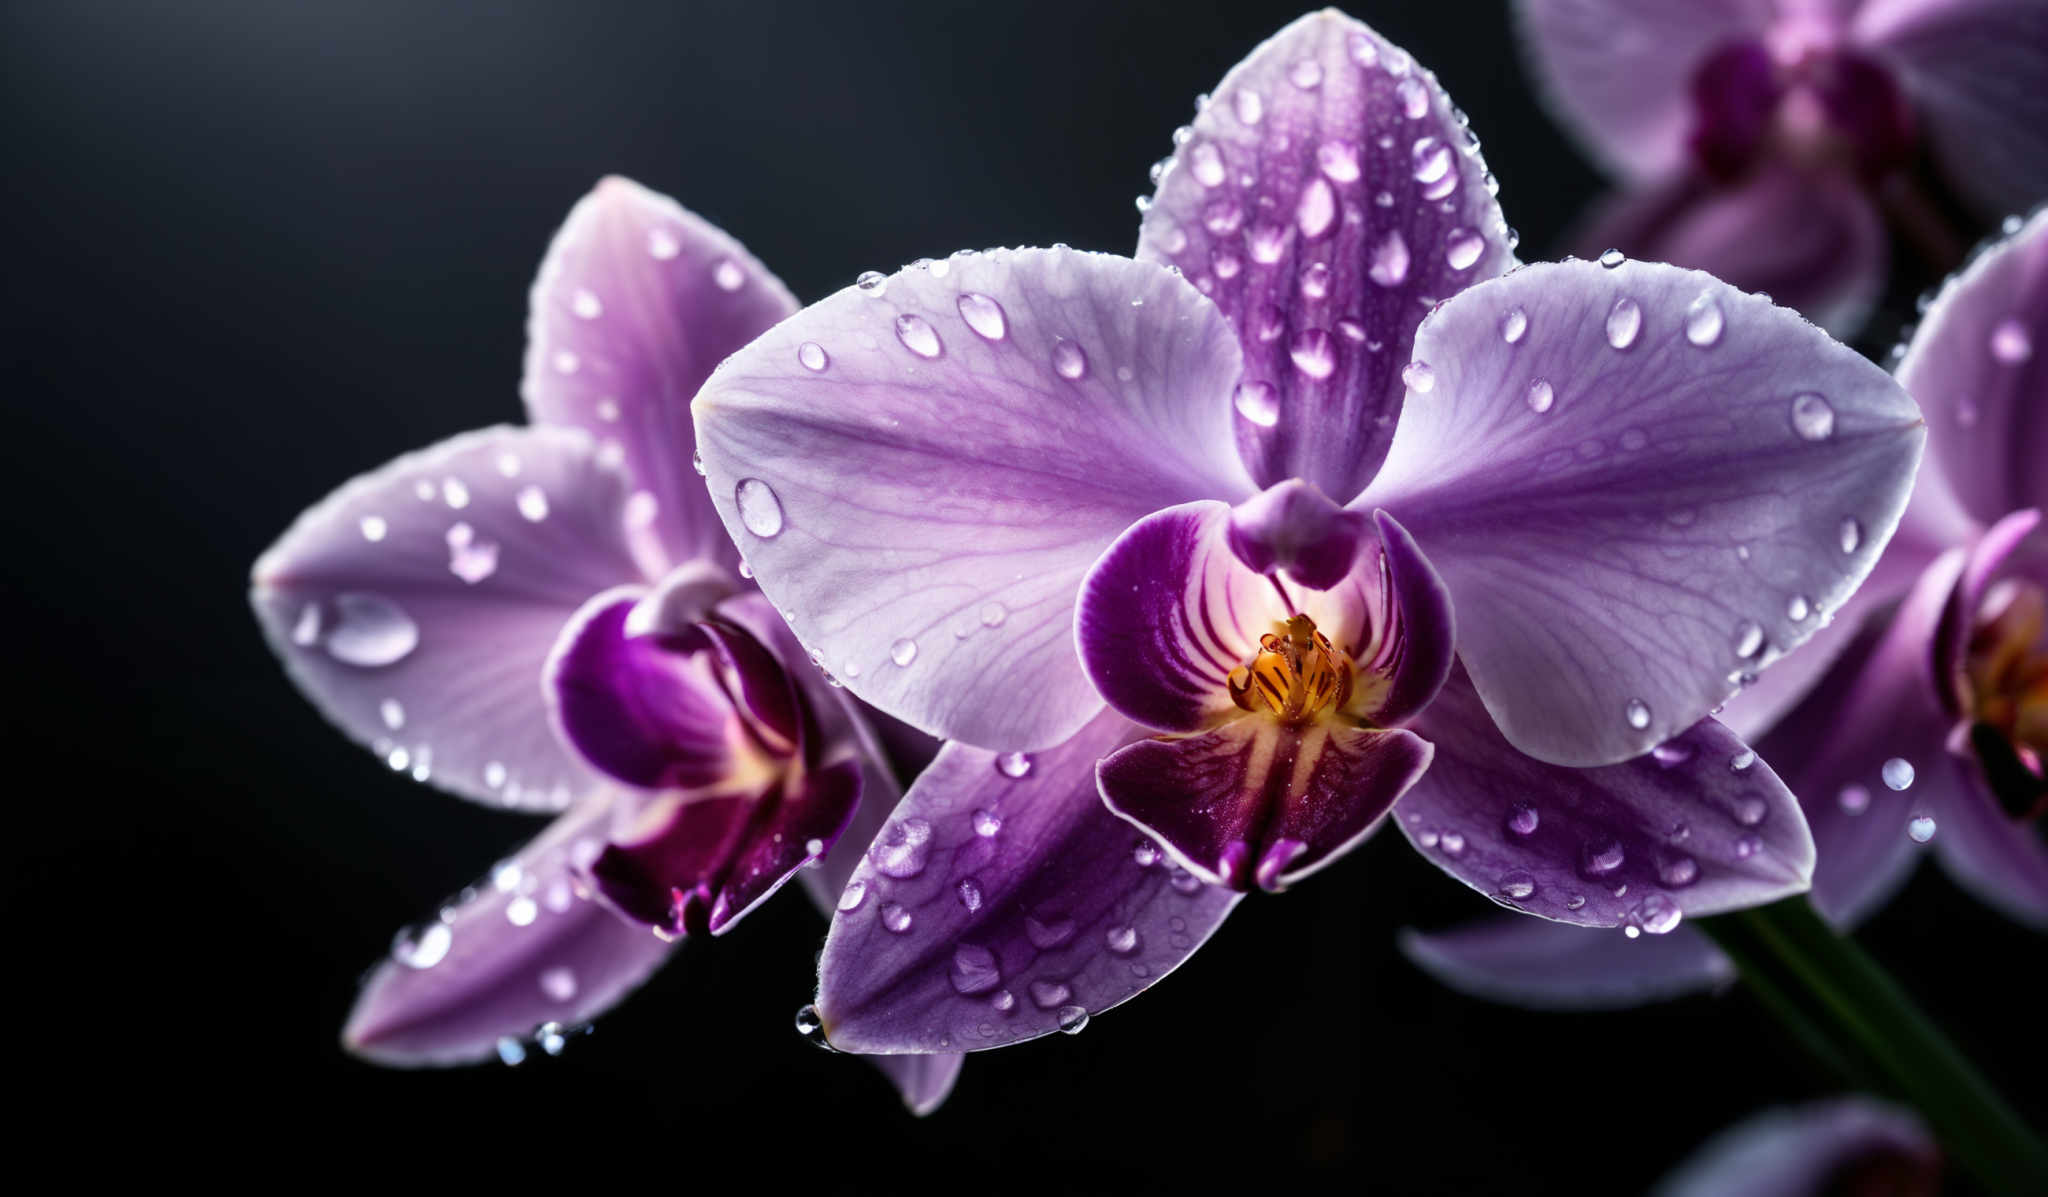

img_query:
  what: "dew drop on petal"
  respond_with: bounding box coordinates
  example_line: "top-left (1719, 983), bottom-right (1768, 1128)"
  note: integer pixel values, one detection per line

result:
top-left (1300, 261), bottom-right (1332, 300)
top-left (1234, 380), bottom-right (1280, 427)
top-left (855, 270), bottom-right (887, 295)
top-left (1656, 853), bottom-right (1699, 887)
top-left (1789, 392), bottom-right (1836, 441)
top-left (647, 228), bottom-right (680, 259)
top-left (1839, 517), bottom-right (1862, 554)
top-left (516, 484), bottom-right (549, 522)
top-left (1506, 804), bottom-right (1539, 835)
top-left (1290, 329), bottom-right (1337, 379)
top-left (1907, 814), bottom-right (1937, 842)
top-left (1499, 872), bottom-right (1536, 900)
top-left (1369, 231), bottom-right (1409, 287)
top-left (1787, 594), bottom-right (1811, 622)
top-left (1734, 620), bottom-right (1765, 659)
top-left (380, 698), bottom-right (405, 730)
top-left (571, 288), bottom-right (602, 319)
top-left (506, 896), bottom-right (538, 926)
top-left (1684, 293), bottom-right (1724, 346)
top-left (836, 879), bottom-right (867, 911)
top-left (359, 515), bottom-right (387, 542)
top-left (1525, 378), bottom-right (1554, 413)
top-left (889, 637), bottom-right (918, 667)
top-left (950, 944), bottom-right (1000, 993)
top-left (1411, 136), bottom-right (1451, 184)
top-left (1029, 979), bottom-right (1072, 1009)
top-left (1634, 893), bottom-right (1683, 935)
top-left (1316, 139), bottom-right (1361, 183)
top-left (997, 751), bottom-right (1033, 779)
top-left (391, 922), bottom-right (451, 969)
top-left (1730, 749), bottom-right (1755, 772)
top-left (1297, 177), bottom-right (1337, 238)
top-left (1500, 307), bottom-right (1527, 344)
top-left (1582, 839), bottom-right (1625, 875)
top-left (979, 601), bottom-right (1008, 628)
top-left (1401, 360), bottom-right (1434, 393)
top-left (956, 878), bottom-right (984, 912)
top-left (1990, 317), bottom-right (2032, 364)
top-left (1052, 338), bottom-right (1089, 380)
top-left (1882, 758), bottom-right (1915, 791)
top-left (1734, 795), bottom-right (1769, 826)
top-left (1625, 699), bottom-right (1651, 729)
top-left (798, 341), bottom-right (829, 371)
top-left (973, 809), bottom-right (1003, 837)
top-left (1605, 298), bottom-right (1642, 349)
top-left (895, 314), bottom-right (942, 358)
top-left (1598, 248), bottom-right (1626, 268)
top-left (712, 258), bottom-right (746, 292)
top-left (323, 593), bottom-right (419, 667)
top-left (955, 292), bottom-right (1008, 341)
top-left (1396, 76), bottom-right (1429, 119)
top-left (1189, 142), bottom-right (1226, 187)
top-left (1444, 228), bottom-right (1484, 270)
top-left (734, 477), bottom-right (785, 538)
top-left (1289, 59), bottom-right (1323, 88)
top-left (880, 903), bottom-right (913, 933)
top-left (1233, 88), bottom-right (1264, 125)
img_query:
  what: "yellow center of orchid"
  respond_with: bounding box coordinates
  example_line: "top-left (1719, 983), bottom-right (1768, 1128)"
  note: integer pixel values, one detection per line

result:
top-left (1965, 580), bottom-right (2048, 768)
top-left (1227, 614), bottom-right (1353, 727)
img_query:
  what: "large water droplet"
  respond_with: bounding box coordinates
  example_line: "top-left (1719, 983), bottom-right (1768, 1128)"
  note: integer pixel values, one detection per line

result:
top-left (1290, 329), bottom-right (1337, 379)
top-left (1105, 925), bottom-right (1139, 954)
top-left (323, 593), bottom-right (419, 667)
top-left (1234, 381), bottom-right (1280, 427)
top-left (972, 809), bottom-right (1003, 836)
top-left (1582, 839), bottom-right (1625, 875)
top-left (996, 751), bottom-right (1032, 779)
top-left (1789, 392), bottom-right (1836, 441)
top-left (1684, 293), bottom-right (1724, 346)
top-left (889, 637), bottom-right (918, 667)
top-left (872, 817), bottom-right (934, 878)
top-left (895, 314), bottom-right (942, 358)
top-left (1369, 231), bottom-right (1410, 287)
top-left (1500, 307), bottom-right (1528, 344)
top-left (798, 341), bottom-right (829, 371)
top-left (1316, 138), bottom-right (1361, 183)
top-left (1402, 360), bottom-right (1434, 393)
top-left (1057, 1005), bottom-right (1090, 1034)
top-left (950, 944), bottom-right (1002, 994)
top-left (1634, 893), bottom-right (1683, 934)
top-left (1605, 298), bottom-right (1642, 349)
top-left (1882, 758), bottom-right (1915, 791)
top-left (1410, 136), bottom-right (1452, 184)
top-left (1289, 59), bottom-right (1323, 89)
top-left (1525, 378), bottom-right (1555, 413)
top-left (1028, 980), bottom-right (1072, 1009)
top-left (1296, 177), bottom-right (1337, 238)
top-left (734, 477), bottom-right (785, 538)
top-left (1499, 872), bottom-right (1536, 900)
top-left (1906, 814), bottom-right (1937, 842)
top-left (1507, 804), bottom-right (1539, 835)
top-left (391, 921), bottom-right (452, 969)
top-left (854, 270), bottom-right (887, 295)
top-left (1734, 621), bottom-right (1765, 659)
top-left (1656, 853), bottom-right (1699, 887)
top-left (879, 903), bottom-right (913, 933)
top-left (1444, 228), bottom-right (1484, 270)
top-left (1598, 248), bottom-right (1626, 268)
top-left (516, 484), bottom-right (550, 522)
top-left (1189, 141), bottom-right (1226, 187)
top-left (837, 879), bottom-right (867, 911)
top-left (1625, 698), bottom-right (1651, 729)
top-left (1052, 338), bottom-right (1089, 380)
top-left (1025, 914), bottom-right (1075, 949)
top-left (1734, 795), bottom-right (1769, 826)
top-left (794, 1003), bottom-right (833, 1050)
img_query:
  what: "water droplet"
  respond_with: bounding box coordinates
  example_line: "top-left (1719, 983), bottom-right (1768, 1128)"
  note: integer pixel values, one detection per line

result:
top-left (441, 478), bottom-right (470, 509)
top-left (647, 228), bottom-right (679, 259)
top-left (836, 879), bottom-right (867, 912)
top-left (571, 288), bottom-right (602, 319)
top-left (1499, 872), bottom-right (1536, 900)
top-left (950, 944), bottom-right (1002, 994)
top-left (496, 1037), bottom-right (527, 1066)
top-left (872, 818), bottom-right (934, 878)
top-left (951, 292), bottom-right (1009, 343)
top-left (1839, 785), bottom-right (1870, 814)
top-left (956, 878), bottom-right (983, 912)
top-left (1507, 804), bottom-right (1539, 835)
top-left (1500, 307), bottom-right (1528, 344)
top-left (1444, 228), bottom-right (1484, 270)
top-left (1582, 839), bottom-right (1625, 875)
top-left (1411, 136), bottom-right (1452, 184)
top-left (506, 896), bottom-right (538, 926)
top-left (880, 903), bottom-right (913, 933)
top-left (1233, 88), bottom-right (1264, 125)
top-left (379, 698), bottom-right (405, 731)
top-left (973, 809), bottom-right (1003, 836)
top-left (979, 601), bottom-right (1008, 628)
top-left (1625, 699), bottom-right (1651, 729)
top-left (1296, 177), bottom-right (1336, 238)
top-left (1057, 1005), bottom-right (1090, 1034)
top-left (894, 313), bottom-right (942, 358)
top-left (1734, 795), bottom-right (1769, 826)
top-left (1838, 517), bottom-right (1862, 554)
top-left (1170, 868), bottom-right (1202, 894)
top-left (1134, 842), bottom-right (1161, 867)
top-left (1051, 338), bottom-right (1089, 380)
top-left (1396, 76), bottom-right (1428, 119)
top-left (516, 484), bottom-right (549, 522)
top-left (889, 637), bottom-right (918, 667)
top-left (1598, 248), bottom-right (1625, 268)
top-left (794, 1003), bottom-right (834, 1050)
top-left (1634, 893), bottom-right (1683, 934)
top-left (359, 514), bottom-right (388, 542)
top-left (1189, 141), bottom-right (1226, 187)
top-left (1316, 138), bottom-right (1361, 183)
top-left (1656, 853), bottom-right (1699, 887)
top-left (1734, 621), bottom-right (1765, 658)
top-left (1789, 392), bottom-right (1836, 441)
top-left (1025, 914), bottom-right (1075, 949)
top-left (1348, 32), bottom-right (1380, 67)
top-left (1105, 926), bottom-right (1139, 954)
top-left (712, 258), bottom-right (745, 292)
top-left (391, 921), bottom-right (452, 969)
top-left (996, 752), bottom-right (1032, 779)
top-left (734, 477), bottom-right (784, 538)
top-left (1289, 59), bottom-right (1323, 89)
top-left (1369, 231), bottom-right (1410, 287)
top-left (1029, 979), bottom-right (1073, 1009)
top-left (798, 341), bottom-right (829, 371)
top-left (1526, 378), bottom-right (1555, 413)
top-left (1402, 360), bottom-right (1435, 393)
top-left (1299, 261), bottom-right (1333, 300)
top-left (1882, 758), bottom-right (1915, 791)
top-left (1440, 832), bottom-right (1466, 856)
top-left (1990, 317), bottom-right (2032, 364)
top-left (1565, 894), bottom-right (1587, 911)
top-left (552, 349), bottom-right (580, 375)
top-left (322, 593), bottom-right (419, 667)
top-left (1730, 749), bottom-right (1755, 772)
top-left (1605, 298), bottom-right (1642, 349)
top-left (854, 270), bottom-right (886, 295)
top-left (990, 989), bottom-right (1016, 1012)
top-left (1684, 293), bottom-right (1724, 346)
top-left (1290, 330), bottom-right (1337, 380)
top-left (1906, 814), bottom-right (1937, 842)
top-left (483, 761), bottom-right (507, 789)
top-left (1787, 594), bottom-right (1811, 622)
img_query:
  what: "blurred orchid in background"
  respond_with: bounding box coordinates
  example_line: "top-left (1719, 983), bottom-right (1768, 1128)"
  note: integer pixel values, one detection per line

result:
top-left (1514, 0), bottom-right (2048, 334)
top-left (1407, 209), bottom-right (2045, 1009)
top-left (689, 11), bottom-right (1924, 1055)
top-left (1652, 1097), bottom-right (1939, 1197)
top-left (249, 177), bottom-right (958, 1112)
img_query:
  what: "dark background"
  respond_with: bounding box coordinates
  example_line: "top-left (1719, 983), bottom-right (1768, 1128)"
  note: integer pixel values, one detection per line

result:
top-left (7, 1), bottom-right (2034, 1190)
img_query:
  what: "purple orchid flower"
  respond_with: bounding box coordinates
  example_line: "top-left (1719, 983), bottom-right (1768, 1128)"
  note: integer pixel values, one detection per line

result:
top-left (688, 11), bottom-right (1925, 1053)
top-left (1407, 209), bottom-right (2045, 1009)
top-left (1654, 1097), bottom-right (1939, 1197)
top-left (248, 176), bottom-right (959, 1112)
top-left (1515, 0), bottom-right (2048, 334)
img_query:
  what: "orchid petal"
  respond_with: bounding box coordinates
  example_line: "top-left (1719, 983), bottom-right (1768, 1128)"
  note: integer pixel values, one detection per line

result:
top-left (1098, 718), bottom-right (1431, 891)
top-left (1399, 916), bottom-right (1731, 1010)
top-left (1855, 0), bottom-right (2048, 214)
top-left (1366, 509), bottom-right (1457, 726)
top-left (814, 710), bottom-right (1241, 1053)
top-left (1512, 0), bottom-right (1777, 181)
top-left (251, 426), bottom-right (644, 810)
top-left (1653, 1098), bottom-right (1938, 1197)
top-left (523, 177), bottom-right (797, 575)
top-left (1932, 760), bottom-right (2048, 928)
top-left (1398, 668), bottom-right (1814, 929)
top-left (1933, 508), bottom-right (2042, 714)
top-left (1136, 10), bottom-right (1513, 503)
top-left (1363, 258), bottom-right (1925, 766)
top-left (1749, 550), bottom-right (1963, 923)
top-left (343, 792), bottom-right (670, 1066)
top-left (1894, 210), bottom-right (2048, 540)
top-left (1572, 167), bottom-right (1888, 337)
top-left (692, 248), bottom-right (1254, 752)
top-left (870, 1054), bottom-right (966, 1118)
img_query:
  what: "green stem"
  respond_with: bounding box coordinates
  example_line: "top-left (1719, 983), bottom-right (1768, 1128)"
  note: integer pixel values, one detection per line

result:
top-left (1697, 897), bottom-right (2048, 1195)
